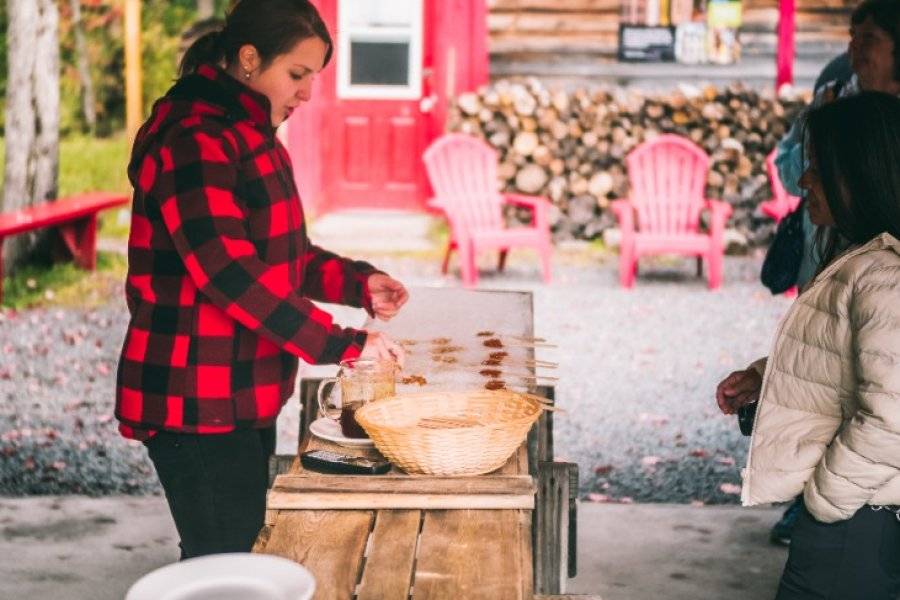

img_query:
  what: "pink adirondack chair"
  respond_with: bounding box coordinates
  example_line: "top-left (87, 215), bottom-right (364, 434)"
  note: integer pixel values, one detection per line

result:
top-left (423, 133), bottom-right (553, 287)
top-left (759, 149), bottom-right (801, 224)
top-left (611, 134), bottom-right (733, 290)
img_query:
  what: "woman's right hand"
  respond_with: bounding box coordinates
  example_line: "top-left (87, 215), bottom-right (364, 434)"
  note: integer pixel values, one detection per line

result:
top-left (360, 331), bottom-right (405, 368)
top-left (715, 368), bottom-right (762, 415)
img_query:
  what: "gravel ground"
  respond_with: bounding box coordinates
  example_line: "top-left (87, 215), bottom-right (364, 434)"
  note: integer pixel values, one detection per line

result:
top-left (0, 246), bottom-right (789, 503)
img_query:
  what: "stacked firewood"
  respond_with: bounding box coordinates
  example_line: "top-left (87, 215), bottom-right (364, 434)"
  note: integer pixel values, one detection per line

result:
top-left (447, 79), bottom-right (811, 246)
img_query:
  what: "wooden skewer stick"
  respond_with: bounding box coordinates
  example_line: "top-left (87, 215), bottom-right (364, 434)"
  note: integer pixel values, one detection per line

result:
top-left (426, 361), bottom-right (559, 374)
top-left (526, 359), bottom-right (558, 368)
top-left (477, 358), bottom-right (558, 369)
top-left (477, 372), bottom-right (559, 381)
top-left (474, 356), bottom-right (559, 369)
top-left (509, 335), bottom-right (548, 343)
top-left (521, 393), bottom-right (565, 413)
top-left (510, 374), bottom-right (559, 381)
top-left (498, 391), bottom-right (565, 413)
top-left (475, 333), bottom-right (548, 343)
top-left (521, 392), bottom-right (553, 404)
top-left (399, 336), bottom-right (556, 348)
top-left (484, 340), bottom-right (557, 349)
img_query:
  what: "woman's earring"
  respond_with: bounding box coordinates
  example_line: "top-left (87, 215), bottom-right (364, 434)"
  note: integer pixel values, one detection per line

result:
top-left (244, 70), bottom-right (251, 80)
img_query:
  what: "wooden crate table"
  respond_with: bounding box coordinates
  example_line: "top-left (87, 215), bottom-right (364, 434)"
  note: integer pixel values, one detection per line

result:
top-left (256, 433), bottom-right (536, 600)
top-left (255, 288), bottom-right (576, 598)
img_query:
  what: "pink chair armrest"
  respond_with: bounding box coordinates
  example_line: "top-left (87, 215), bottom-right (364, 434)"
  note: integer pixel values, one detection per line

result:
top-left (427, 197), bottom-right (458, 241)
top-left (705, 199), bottom-right (733, 233)
top-left (504, 193), bottom-right (551, 229)
top-left (759, 199), bottom-right (782, 221)
top-left (610, 199), bottom-right (635, 234)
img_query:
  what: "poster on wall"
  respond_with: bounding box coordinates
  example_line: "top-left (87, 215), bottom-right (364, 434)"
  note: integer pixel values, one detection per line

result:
top-left (706, 0), bottom-right (743, 64)
top-left (618, 24), bottom-right (676, 61)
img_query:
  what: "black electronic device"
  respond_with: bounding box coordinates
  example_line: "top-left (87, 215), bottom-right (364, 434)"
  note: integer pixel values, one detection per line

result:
top-left (300, 449), bottom-right (391, 475)
top-left (737, 401), bottom-right (758, 436)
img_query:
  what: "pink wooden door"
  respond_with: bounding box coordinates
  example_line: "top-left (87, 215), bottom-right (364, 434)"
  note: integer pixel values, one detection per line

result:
top-left (288, 0), bottom-right (489, 216)
top-left (320, 0), bottom-right (430, 213)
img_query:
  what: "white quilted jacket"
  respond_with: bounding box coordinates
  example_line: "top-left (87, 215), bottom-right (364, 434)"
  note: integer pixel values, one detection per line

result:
top-left (742, 233), bottom-right (900, 523)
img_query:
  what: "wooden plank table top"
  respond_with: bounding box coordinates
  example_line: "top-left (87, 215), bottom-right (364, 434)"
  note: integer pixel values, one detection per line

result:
top-left (255, 288), bottom-right (539, 600)
top-left (257, 434), bottom-right (534, 599)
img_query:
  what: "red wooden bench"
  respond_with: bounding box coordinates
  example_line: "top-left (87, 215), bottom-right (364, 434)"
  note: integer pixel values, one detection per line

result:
top-left (0, 192), bottom-right (130, 303)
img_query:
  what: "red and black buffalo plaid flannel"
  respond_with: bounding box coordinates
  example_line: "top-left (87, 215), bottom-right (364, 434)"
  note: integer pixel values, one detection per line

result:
top-left (116, 64), bottom-right (379, 440)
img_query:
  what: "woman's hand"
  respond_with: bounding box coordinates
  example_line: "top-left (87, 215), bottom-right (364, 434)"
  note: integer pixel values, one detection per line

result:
top-left (368, 274), bottom-right (409, 321)
top-left (715, 368), bottom-right (763, 415)
top-left (360, 331), bottom-right (405, 368)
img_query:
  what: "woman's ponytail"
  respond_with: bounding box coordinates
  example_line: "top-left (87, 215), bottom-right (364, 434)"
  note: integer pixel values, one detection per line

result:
top-left (179, 28), bottom-right (224, 78)
top-left (177, 1), bottom-right (334, 79)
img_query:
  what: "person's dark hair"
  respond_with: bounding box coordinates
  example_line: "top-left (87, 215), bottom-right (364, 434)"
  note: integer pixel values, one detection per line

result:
top-left (851, 0), bottom-right (900, 82)
top-left (179, 0), bottom-right (333, 78)
top-left (179, 17), bottom-right (225, 68)
top-left (806, 92), bottom-right (900, 265)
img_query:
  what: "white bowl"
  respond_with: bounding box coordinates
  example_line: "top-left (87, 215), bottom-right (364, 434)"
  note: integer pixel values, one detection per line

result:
top-left (126, 553), bottom-right (315, 600)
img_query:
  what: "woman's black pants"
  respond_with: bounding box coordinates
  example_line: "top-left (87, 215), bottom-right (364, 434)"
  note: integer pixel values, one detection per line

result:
top-left (145, 427), bottom-right (276, 559)
top-left (776, 502), bottom-right (900, 600)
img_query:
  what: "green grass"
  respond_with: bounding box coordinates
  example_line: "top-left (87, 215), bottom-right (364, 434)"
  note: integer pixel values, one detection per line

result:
top-left (1, 251), bottom-right (127, 310)
top-left (58, 134), bottom-right (132, 240)
top-left (0, 133), bottom-right (131, 197)
top-left (98, 204), bottom-right (132, 239)
top-left (57, 134), bottom-right (130, 196)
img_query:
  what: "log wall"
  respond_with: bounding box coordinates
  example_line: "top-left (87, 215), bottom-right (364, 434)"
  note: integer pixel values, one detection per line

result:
top-left (488, 0), bottom-right (856, 82)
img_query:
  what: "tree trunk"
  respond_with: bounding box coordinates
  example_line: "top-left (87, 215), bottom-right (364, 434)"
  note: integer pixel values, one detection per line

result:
top-left (69, 0), bottom-right (96, 133)
top-left (3, 0), bottom-right (60, 273)
top-left (197, 0), bottom-right (214, 20)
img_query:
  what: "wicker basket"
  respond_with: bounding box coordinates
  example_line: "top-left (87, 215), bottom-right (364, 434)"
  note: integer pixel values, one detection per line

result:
top-left (354, 389), bottom-right (545, 476)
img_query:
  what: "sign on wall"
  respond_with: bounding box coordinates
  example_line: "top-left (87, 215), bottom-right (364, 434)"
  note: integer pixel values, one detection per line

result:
top-left (618, 25), bottom-right (676, 62)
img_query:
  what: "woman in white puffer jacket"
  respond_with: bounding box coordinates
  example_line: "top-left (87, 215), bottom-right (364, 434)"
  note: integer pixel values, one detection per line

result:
top-left (716, 92), bottom-right (900, 599)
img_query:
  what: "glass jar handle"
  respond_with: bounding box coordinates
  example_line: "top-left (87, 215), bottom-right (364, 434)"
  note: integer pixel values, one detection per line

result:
top-left (316, 377), bottom-right (341, 420)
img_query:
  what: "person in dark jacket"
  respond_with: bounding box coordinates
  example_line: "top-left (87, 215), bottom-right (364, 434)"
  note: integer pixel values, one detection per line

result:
top-left (116, 0), bottom-right (408, 558)
top-left (813, 51), bottom-right (854, 95)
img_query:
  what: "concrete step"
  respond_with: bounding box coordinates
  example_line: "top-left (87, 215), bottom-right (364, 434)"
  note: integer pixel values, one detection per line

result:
top-left (308, 210), bottom-right (441, 254)
top-left (568, 502), bottom-right (787, 599)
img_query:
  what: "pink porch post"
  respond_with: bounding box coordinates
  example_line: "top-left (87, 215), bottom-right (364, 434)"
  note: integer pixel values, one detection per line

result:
top-left (776, 0), bottom-right (796, 89)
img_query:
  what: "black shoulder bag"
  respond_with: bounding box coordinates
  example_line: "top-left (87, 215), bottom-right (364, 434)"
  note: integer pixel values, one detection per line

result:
top-left (760, 199), bottom-right (806, 295)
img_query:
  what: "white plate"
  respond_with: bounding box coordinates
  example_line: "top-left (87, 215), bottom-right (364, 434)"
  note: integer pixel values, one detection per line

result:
top-left (126, 553), bottom-right (315, 600)
top-left (309, 417), bottom-right (375, 448)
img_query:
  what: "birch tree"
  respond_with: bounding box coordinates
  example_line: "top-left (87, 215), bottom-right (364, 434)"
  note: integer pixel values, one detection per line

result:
top-left (3, 0), bottom-right (60, 272)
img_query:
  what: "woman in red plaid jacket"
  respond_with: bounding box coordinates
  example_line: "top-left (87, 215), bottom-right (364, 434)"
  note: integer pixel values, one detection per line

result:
top-left (116, 0), bottom-right (408, 558)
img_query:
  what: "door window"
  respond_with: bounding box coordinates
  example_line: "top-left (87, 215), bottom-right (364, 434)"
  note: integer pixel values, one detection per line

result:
top-left (337, 0), bottom-right (423, 99)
